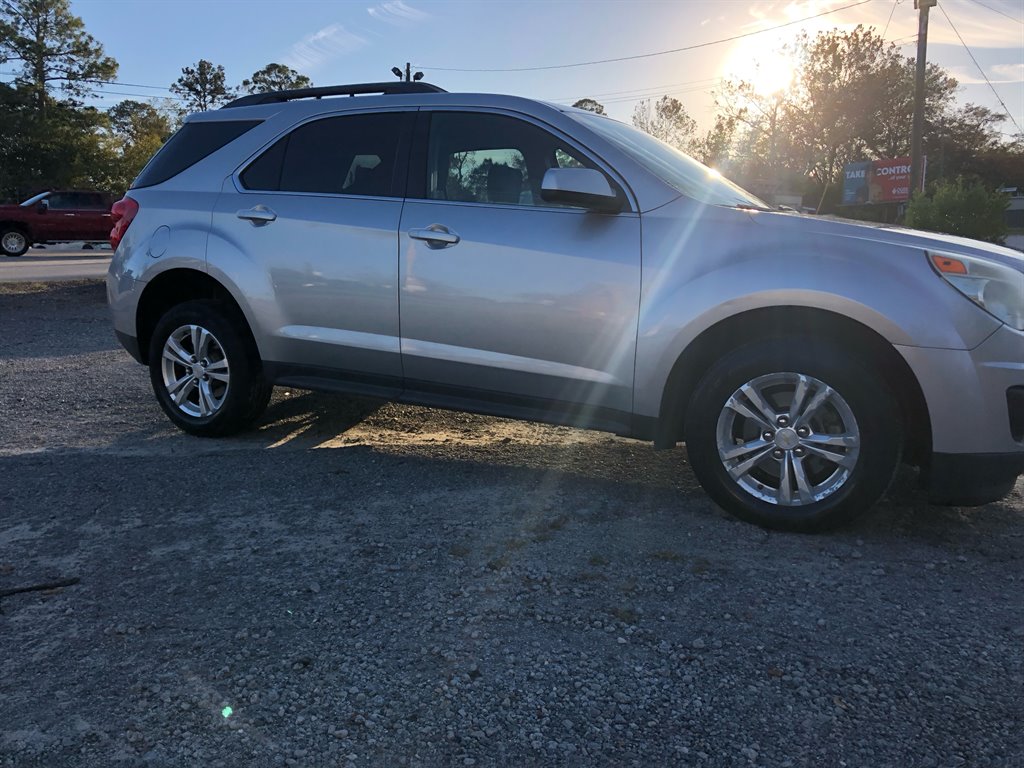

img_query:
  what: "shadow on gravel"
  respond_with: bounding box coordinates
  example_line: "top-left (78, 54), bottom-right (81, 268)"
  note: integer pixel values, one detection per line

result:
top-left (70, 386), bottom-right (1024, 551)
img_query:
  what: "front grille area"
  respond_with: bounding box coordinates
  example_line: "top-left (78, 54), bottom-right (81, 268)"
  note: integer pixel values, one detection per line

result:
top-left (1009, 386), bottom-right (1024, 443)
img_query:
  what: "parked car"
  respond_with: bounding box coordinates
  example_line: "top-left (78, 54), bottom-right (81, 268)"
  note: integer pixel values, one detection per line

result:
top-left (106, 82), bottom-right (1024, 531)
top-left (0, 190), bottom-right (113, 256)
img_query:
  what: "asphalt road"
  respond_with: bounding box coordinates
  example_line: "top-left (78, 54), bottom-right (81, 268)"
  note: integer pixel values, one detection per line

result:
top-left (1, 281), bottom-right (1022, 768)
top-left (0, 245), bottom-right (111, 282)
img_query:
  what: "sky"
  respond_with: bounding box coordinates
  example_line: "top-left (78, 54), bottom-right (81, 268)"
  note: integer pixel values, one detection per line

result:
top-left (28, 0), bottom-right (1024, 136)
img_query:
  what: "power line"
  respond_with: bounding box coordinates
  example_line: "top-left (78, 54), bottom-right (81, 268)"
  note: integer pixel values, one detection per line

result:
top-left (84, 79), bottom-right (172, 91)
top-left (881, 0), bottom-right (900, 39)
top-left (414, 0), bottom-right (874, 73)
top-left (551, 77), bottom-right (722, 103)
top-left (0, 70), bottom-right (173, 92)
top-left (938, 3), bottom-right (1022, 134)
top-left (598, 83), bottom-right (723, 107)
top-left (964, 0), bottom-right (1024, 25)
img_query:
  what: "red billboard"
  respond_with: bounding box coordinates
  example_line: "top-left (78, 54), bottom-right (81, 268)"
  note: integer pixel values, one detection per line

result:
top-left (841, 156), bottom-right (925, 205)
top-left (871, 157), bottom-right (916, 202)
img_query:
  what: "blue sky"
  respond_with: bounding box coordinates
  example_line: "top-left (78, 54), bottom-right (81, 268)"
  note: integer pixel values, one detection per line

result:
top-left (53, 0), bottom-right (1024, 135)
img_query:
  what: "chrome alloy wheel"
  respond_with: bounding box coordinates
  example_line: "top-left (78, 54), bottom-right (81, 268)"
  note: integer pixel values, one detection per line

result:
top-left (716, 372), bottom-right (861, 506)
top-left (160, 324), bottom-right (230, 418)
top-left (2, 231), bottom-right (27, 254)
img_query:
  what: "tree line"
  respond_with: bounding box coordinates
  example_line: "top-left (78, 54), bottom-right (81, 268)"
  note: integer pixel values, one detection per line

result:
top-left (573, 25), bottom-right (1022, 230)
top-left (0, 0), bottom-right (312, 199)
top-left (3, 0), bottom-right (1021, 234)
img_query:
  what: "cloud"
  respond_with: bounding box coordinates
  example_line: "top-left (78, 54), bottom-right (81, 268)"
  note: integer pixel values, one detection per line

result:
top-left (991, 63), bottom-right (1024, 82)
top-left (946, 63), bottom-right (1024, 85)
top-left (367, 1), bottom-right (427, 25)
top-left (282, 24), bottom-right (368, 72)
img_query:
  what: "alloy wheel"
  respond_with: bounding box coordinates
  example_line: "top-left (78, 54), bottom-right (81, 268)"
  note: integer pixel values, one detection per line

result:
top-left (715, 372), bottom-right (861, 506)
top-left (160, 324), bottom-right (231, 418)
top-left (2, 231), bottom-right (27, 255)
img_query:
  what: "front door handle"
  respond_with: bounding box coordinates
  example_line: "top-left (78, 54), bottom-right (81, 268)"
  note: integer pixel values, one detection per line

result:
top-left (409, 224), bottom-right (460, 249)
top-left (237, 206), bottom-right (277, 226)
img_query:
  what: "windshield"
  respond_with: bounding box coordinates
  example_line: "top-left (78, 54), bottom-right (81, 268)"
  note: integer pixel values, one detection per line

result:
top-left (568, 111), bottom-right (769, 209)
top-left (19, 192), bottom-right (49, 207)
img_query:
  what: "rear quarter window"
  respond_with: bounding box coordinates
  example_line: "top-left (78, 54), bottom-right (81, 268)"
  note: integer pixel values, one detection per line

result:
top-left (132, 120), bottom-right (261, 189)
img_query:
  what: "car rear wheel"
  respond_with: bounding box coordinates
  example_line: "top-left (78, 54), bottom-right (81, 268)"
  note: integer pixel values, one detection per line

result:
top-left (684, 338), bottom-right (902, 532)
top-left (1, 229), bottom-right (30, 257)
top-left (148, 300), bottom-right (272, 437)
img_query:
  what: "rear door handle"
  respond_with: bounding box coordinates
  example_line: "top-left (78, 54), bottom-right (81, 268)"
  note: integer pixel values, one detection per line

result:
top-left (409, 224), bottom-right (460, 249)
top-left (237, 206), bottom-right (277, 225)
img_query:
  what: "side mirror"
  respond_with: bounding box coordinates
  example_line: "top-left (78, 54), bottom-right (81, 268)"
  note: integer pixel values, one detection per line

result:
top-left (540, 168), bottom-right (622, 213)
top-left (36, 200), bottom-right (48, 214)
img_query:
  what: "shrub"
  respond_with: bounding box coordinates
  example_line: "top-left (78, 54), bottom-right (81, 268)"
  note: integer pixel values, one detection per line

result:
top-left (904, 178), bottom-right (1008, 244)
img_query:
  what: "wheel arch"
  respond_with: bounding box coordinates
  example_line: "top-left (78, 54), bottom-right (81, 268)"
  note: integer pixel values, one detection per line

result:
top-left (654, 306), bottom-right (932, 466)
top-left (135, 268), bottom-right (255, 366)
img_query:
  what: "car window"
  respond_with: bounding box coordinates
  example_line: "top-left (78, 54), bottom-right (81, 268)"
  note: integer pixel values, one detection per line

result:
top-left (46, 193), bottom-right (76, 210)
top-left (567, 111), bottom-right (769, 209)
top-left (241, 113), bottom-right (411, 197)
top-left (133, 120), bottom-right (261, 189)
top-left (424, 112), bottom-right (606, 208)
top-left (78, 193), bottom-right (106, 210)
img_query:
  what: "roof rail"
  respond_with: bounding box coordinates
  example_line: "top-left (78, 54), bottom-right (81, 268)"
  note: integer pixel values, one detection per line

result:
top-left (222, 81), bottom-right (446, 109)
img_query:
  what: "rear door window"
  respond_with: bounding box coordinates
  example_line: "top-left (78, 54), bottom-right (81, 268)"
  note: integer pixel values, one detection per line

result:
top-left (240, 112), bottom-right (412, 198)
top-left (133, 120), bottom-right (261, 189)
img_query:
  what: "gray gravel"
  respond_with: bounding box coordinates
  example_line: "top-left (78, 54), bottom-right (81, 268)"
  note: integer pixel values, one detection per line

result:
top-left (1, 281), bottom-right (1022, 767)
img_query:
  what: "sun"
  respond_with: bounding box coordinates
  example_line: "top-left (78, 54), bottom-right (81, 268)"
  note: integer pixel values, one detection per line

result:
top-left (722, 41), bottom-right (796, 97)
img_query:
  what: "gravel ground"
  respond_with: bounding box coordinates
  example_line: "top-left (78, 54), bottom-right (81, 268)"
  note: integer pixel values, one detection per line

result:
top-left (1, 281), bottom-right (1022, 768)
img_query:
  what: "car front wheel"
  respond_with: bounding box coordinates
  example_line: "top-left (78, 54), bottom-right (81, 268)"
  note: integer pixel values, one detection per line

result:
top-left (148, 300), bottom-right (272, 437)
top-left (684, 339), bottom-right (902, 532)
top-left (1, 229), bottom-right (30, 257)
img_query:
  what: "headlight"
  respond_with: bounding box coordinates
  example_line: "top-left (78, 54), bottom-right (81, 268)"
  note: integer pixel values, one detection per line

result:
top-left (928, 251), bottom-right (1024, 331)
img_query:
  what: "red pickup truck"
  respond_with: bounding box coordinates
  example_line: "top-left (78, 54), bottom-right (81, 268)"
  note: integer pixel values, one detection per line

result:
top-left (0, 190), bottom-right (113, 257)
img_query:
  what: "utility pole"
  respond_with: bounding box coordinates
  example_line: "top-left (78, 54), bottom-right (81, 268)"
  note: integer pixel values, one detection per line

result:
top-left (390, 63), bottom-right (424, 83)
top-left (910, 0), bottom-right (936, 197)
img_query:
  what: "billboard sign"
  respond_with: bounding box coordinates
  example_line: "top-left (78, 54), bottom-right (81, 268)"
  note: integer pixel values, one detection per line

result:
top-left (841, 156), bottom-right (924, 204)
top-left (842, 161), bottom-right (872, 205)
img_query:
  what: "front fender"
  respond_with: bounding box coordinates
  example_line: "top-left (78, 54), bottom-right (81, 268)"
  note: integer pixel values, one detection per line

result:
top-left (633, 201), bottom-right (1001, 418)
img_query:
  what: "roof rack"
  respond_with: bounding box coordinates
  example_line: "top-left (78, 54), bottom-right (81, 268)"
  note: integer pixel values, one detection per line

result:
top-left (222, 81), bottom-right (446, 109)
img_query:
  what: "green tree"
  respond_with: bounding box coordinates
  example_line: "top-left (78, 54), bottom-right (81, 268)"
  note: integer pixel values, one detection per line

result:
top-left (632, 96), bottom-right (697, 152)
top-left (904, 178), bottom-right (1008, 244)
top-left (571, 98), bottom-right (606, 115)
top-left (0, 82), bottom-right (117, 198)
top-left (108, 99), bottom-right (172, 144)
top-left (241, 63), bottom-right (311, 94)
top-left (689, 114), bottom-right (738, 168)
top-left (106, 100), bottom-right (173, 192)
top-left (0, 0), bottom-right (117, 115)
top-left (171, 59), bottom-right (233, 112)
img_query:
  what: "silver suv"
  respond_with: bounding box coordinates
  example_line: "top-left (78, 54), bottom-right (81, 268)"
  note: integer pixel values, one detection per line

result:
top-left (107, 82), bottom-right (1024, 531)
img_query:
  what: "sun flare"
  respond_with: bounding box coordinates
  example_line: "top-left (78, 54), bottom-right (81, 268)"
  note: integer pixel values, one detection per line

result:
top-left (723, 41), bottom-right (796, 97)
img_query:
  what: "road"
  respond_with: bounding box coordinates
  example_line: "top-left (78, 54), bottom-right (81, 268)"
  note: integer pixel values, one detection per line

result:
top-left (0, 280), bottom-right (1022, 768)
top-left (0, 244), bottom-right (111, 282)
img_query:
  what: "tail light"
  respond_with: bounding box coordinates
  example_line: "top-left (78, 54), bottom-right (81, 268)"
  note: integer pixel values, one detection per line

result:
top-left (109, 196), bottom-right (139, 250)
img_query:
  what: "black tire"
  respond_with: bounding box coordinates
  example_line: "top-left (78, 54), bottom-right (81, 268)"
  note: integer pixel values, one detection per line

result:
top-left (148, 300), bottom-right (272, 437)
top-left (1, 228), bottom-right (30, 257)
top-left (683, 338), bottom-right (902, 532)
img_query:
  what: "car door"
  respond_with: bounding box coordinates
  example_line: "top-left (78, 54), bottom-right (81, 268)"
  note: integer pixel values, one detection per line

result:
top-left (398, 110), bottom-right (641, 417)
top-left (40, 192), bottom-right (80, 241)
top-left (74, 192), bottom-right (113, 241)
top-left (209, 109), bottom-right (414, 385)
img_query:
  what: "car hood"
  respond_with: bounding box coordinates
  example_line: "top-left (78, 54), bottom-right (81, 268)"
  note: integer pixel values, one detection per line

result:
top-left (752, 210), bottom-right (1024, 272)
top-left (0, 203), bottom-right (26, 213)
